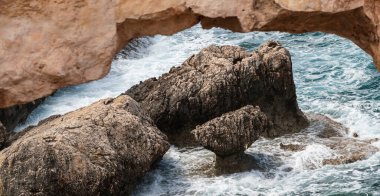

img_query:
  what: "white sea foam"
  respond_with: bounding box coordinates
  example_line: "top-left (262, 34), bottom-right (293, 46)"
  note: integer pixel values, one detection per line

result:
top-left (292, 144), bottom-right (335, 171)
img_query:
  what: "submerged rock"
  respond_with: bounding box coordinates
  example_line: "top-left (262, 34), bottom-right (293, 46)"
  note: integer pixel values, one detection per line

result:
top-left (307, 113), bottom-right (348, 138)
top-left (192, 105), bottom-right (270, 157)
top-left (276, 114), bottom-right (378, 169)
top-left (280, 143), bottom-right (306, 152)
top-left (322, 137), bottom-right (378, 165)
top-left (214, 152), bottom-right (260, 175)
top-left (0, 95), bottom-right (170, 195)
top-left (127, 41), bottom-right (308, 138)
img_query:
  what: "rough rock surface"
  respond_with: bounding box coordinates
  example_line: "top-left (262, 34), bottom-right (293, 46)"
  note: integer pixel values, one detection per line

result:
top-left (307, 113), bottom-right (348, 138)
top-left (1, 0), bottom-right (380, 108)
top-left (127, 41), bottom-right (308, 137)
top-left (0, 122), bottom-right (6, 149)
top-left (192, 105), bottom-right (270, 157)
top-left (0, 95), bottom-right (170, 195)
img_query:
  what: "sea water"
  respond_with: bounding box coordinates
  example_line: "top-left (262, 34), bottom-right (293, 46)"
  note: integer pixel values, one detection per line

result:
top-left (17, 25), bottom-right (380, 195)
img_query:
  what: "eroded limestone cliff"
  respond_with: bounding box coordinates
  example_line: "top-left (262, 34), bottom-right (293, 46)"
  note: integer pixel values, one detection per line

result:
top-left (1, 0), bottom-right (379, 107)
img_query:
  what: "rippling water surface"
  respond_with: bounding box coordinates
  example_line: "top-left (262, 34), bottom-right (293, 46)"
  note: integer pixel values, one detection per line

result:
top-left (18, 25), bottom-right (380, 195)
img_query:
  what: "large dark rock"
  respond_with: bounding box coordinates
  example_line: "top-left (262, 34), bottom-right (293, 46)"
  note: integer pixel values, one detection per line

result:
top-left (192, 105), bottom-right (270, 157)
top-left (126, 41), bottom-right (308, 137)
top-left (0, 98), bottom-right (44, 131)
top-left (0, 97), bottom-right (45, 151)
top-left (0, 95), bottom-right (170, 195)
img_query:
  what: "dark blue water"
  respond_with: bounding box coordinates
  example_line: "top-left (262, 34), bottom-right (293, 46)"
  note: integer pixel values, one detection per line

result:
top-left (18, 25), bottom-right (380, 195)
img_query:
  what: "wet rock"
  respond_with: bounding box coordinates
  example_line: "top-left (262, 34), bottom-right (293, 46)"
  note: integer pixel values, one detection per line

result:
top-left (280, 143), bottom-right (306, 152)
top-left (273, 114), bottom-right (379, 169)
top-left (0, 95), bottom-right (170, 195)
top-left (322, 137), bottom-right (379, 166)
top-left (127, 41), bottom-right (309, 138)
top-left (0, 122), bottom-right (6, 149)
top-left (0, 97), bottom-right (45, 131)
top-left (192, 105), bottom-right (270, 157)
top-left (0, 98), bottom-right (45, 150)
top-left (214, 153), bottom-right (260, 175)
top-left (307, 113), bottom-right (348, 138)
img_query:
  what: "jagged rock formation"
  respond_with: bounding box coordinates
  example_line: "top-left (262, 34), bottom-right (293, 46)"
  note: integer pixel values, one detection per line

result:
top-left (127, 41), bottom-right (309, 137)
top-left (0, 0), bottom-right (379, 108)
top-left (0, 95), bottom-right (170, 195)
top-left (192, 105), bottom-right (270, 157)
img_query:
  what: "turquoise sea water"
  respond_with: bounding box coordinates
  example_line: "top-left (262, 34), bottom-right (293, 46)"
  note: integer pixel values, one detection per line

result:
top-left (18, 25), bottom-right (380, 195)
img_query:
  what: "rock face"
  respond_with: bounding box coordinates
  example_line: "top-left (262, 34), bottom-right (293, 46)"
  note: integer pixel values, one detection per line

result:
top-left (192, 105), bottom-right (270, 157)
top-left (127, 41), bottom-right (308, 137)
top-left (1, 0), bottom-right (380, 108)
top-left (307, 113), bottom-right (348, 138)
top-left (0, 122), bottom-right (6, 149)
top-left (0, 95), bottom-right (170, 195)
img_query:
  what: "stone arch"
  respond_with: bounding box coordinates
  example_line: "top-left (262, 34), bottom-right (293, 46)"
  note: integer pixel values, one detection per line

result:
top-left (0, 0), bottom-right (379, 107)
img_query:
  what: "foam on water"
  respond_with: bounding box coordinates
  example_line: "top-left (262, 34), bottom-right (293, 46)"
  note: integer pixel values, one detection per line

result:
top-left (292, 144), bottom-right (335, 171)
top-left (16, 24), bottom-right (380, 194)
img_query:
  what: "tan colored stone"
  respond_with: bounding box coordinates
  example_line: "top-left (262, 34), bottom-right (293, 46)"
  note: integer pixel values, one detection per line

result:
top-left (1, 0), bottom-right (379, 107)
top-left (0, 95), bottom-right (170, 195)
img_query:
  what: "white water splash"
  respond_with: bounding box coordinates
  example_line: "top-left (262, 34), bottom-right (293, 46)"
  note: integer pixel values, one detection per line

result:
top-left (292, 144), bottom-right (335, 170)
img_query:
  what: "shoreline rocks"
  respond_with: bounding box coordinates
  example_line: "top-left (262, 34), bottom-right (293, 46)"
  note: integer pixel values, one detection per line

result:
top-left (192, 105), bottom-right (270, 157)
top-left (214, 152), bottom-right (260, 175)
top-left (127, 41), bottom-right (309, 140)
top-left (0, 95), bottom-right (169, 195)
top-left (274, 114), bottom-right (379, 169)
top-left (191, 105), bottom-right (271, 175)
top-left (0, 39), bottom-right (377, 194)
